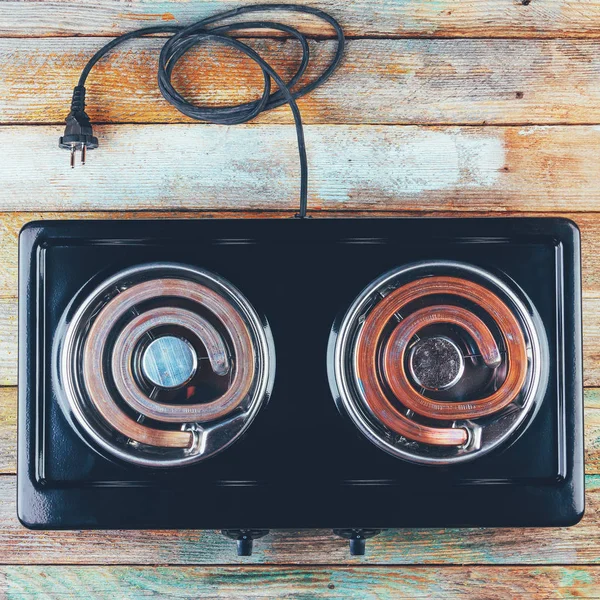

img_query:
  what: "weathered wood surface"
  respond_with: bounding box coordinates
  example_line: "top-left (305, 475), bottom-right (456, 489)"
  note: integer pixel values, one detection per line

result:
top-left (2, 125), bottom-right (600, 212)
top-left (0, 389), bottom-right (16, 475)
top-left (0, 565), bottom-right (599, 599)
top-left (2, 0), bottom-right (600, 38)
top-left (0, 301), bottom-right (16, 387)
top-left (0, 475), bottom-right (596, 565)
top-left (4, 38), bottom-right (600, 126)
top-left (587, 390), bottom-right (600, 473)
top-left (1, 0), bottom-right (600, 594)
top-left (0, 387), bottom-right (597, 476)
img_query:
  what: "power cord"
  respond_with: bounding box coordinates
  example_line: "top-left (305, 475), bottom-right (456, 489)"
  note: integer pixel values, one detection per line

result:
top-left (59, 3), bottom-right (345, 218)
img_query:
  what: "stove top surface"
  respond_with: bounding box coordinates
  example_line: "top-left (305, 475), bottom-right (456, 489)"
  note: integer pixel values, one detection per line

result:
top-left (18, 217), bottom-right (584, 532)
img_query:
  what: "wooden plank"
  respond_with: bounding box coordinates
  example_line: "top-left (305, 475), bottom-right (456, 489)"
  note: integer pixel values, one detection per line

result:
top-left (2, 0), bottom-right (600, 39)
top-left (0, 386), bottom-right (596, 476)
top-left (0, 475), bottom-right (597, 565)
top-left (0, 565), bottom-right (599, 599)
top-left (3, 211), bottom-right (600, 299)
top-left (0, 390), bottom-right (16, 475)
top-left (586, 299), bottom-right (600, 387)
top-left (589, 401), bottom-right (600, 473)
top-left (2, 125), bottom-right (600, 212)
top-left (4, 39), bottom-right (600, 126)
top-left (589, 389), bottom-right (600, 409)
top-left (0, 301), bottom-right (16, 387)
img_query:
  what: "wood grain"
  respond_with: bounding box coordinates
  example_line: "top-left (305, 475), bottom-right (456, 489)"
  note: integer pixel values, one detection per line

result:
top-left (4, 38), bottom-right (600, 126)
top-left (2, 125), bottom-right (600, 212)
top-left (0, 301), bottom-right (16, 387)
top-left (1, 0), bottom-right (600, 38)
top-left (0, 565), bottom-right (599, 599)
top-left (0, 390), bottom-right (16, 475)
top-left (0, 475), bottom-right (597, 565)
top-left (0, 386), bottom-right (596, 476)
top-left (1, 0), bottom-right (599, 590)
top-left (588, 396), bottom-right (600, 473)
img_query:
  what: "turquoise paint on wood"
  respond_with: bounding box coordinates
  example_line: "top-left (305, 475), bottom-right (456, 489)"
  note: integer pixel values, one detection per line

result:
top-left (1, 124), bottom-right (599, 212)
top-left (2, 565), bottom-right (600, 599)
top-left (2, 0), bottom-right (600, 38)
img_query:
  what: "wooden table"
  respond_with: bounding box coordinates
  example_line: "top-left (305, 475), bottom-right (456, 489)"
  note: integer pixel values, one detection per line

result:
top-left (1, 1), bottom-right (599, 597)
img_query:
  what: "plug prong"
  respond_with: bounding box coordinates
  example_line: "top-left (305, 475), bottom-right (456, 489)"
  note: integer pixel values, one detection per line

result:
top-left (60, 87), bottom-right (98, 167)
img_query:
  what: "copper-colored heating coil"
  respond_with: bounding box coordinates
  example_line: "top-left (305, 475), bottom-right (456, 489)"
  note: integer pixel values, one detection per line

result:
top-left (384, 304), bottom-right (526, 420)
top-left (355, 276), bottom-right (528, 447)
top-left (83, 278), bottom-right (255, 448)
top-left (111, 306), bottom-right (253, 423)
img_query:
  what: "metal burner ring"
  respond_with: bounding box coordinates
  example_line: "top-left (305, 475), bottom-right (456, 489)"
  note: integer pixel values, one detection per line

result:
top-left (55, 262), bottom-right (275, 468)
top-left (328, 260), bottom-right (548, 466)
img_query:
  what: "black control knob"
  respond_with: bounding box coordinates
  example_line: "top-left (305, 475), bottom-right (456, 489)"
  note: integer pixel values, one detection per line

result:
top-left (333, 528), bottom-right (384, 556)
top-left (221, 529), bottom-right (270, 556)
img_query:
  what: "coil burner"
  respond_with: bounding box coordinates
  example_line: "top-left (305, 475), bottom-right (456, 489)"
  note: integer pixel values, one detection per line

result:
top-left (329, 261), bottom-right (549, 465)
top-left (55, 263), bottom-right (275, 467)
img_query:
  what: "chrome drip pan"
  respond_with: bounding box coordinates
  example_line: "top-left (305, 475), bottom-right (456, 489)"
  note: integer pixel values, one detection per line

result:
top-left (329, 260), bottom-right (549, 465)
top-left (55, 263), bottom-right (275, 467)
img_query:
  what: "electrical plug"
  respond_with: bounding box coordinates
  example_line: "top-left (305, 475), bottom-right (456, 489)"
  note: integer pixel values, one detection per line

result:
top-left (59, 86), bottom-right (98, 167)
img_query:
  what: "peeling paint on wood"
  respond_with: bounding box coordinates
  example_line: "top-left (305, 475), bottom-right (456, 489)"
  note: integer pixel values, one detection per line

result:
top-left (2, 0), bottom-right (600, 38)
top-left (1, 565), bottom-right (600, 599)
top-left (2, 39), bottom-right (600, 126)
top-left (585, 303), bottom-right (600, 387)
top-left (0, 301), bottom-right (16, 386)
top-left (0, 389), bottom-right (16, 475)
top-left (2, 125), bottom-right (600, 212)
top-left (588, 405), bottom-right (600, 473)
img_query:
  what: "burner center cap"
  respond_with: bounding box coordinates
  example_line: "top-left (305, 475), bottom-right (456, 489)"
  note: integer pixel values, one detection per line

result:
top-left (141, 335), bottom-right (198, 389)
top-left (409, 336), bottom-right (464, 391)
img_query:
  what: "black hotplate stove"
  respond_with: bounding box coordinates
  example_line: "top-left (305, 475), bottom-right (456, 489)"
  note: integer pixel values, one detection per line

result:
top-left (18, 218), bottom-right (584, 555)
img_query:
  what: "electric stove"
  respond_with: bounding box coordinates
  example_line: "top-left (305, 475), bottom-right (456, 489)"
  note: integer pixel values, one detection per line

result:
top-left (18, 218), bottom-right (584, 555)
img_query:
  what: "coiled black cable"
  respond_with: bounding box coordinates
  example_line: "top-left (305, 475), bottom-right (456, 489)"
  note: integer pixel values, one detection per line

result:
top-left (68, 3), bottom-right (345, 218)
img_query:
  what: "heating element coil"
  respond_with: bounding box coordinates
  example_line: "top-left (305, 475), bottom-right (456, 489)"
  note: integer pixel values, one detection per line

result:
top-left (55, 263), bottom-right (274, 467)
top-left (329, 261), bottom-right (548, 465)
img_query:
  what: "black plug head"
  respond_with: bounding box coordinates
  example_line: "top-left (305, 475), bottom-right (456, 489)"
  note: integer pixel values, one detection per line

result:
top-left (59, 86), bottom-right (98, 167)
